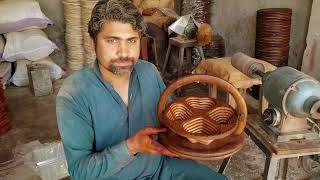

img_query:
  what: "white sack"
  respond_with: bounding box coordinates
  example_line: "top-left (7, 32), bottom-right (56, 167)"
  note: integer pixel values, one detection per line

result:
top-left (10, 57), bottom-right (64, 87)
top-left (0, 0), bottom-right (52, 33)
top-left (36, 57), bottom-right (65, 80)
top-left (0, 35), bottom-right (5, 59)
top-left (10, 60), bottom-right (31, 87)
top-left (3, 29), bottom-right (57, 62)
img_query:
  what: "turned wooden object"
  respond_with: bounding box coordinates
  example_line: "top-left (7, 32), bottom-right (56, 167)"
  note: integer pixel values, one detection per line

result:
top-left (157, 75), bottom-right (248, 159)
top-left (158, 75), bottom-right (247, 144)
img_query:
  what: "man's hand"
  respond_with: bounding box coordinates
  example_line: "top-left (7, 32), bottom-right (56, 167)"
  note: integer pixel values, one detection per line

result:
top-left (126, 127), bottom-right (178, 157)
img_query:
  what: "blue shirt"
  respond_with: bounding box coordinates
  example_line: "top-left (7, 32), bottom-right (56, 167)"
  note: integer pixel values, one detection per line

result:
top-left (56, 60), bottom-right (166, 179)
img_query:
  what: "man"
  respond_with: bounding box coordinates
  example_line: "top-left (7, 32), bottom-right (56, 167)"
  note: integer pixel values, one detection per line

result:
top-left (56, 0), bottom-right (227, 179)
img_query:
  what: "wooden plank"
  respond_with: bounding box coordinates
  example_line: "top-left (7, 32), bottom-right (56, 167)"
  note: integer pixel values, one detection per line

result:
top-left (169, 36), bottom-right (197, 48)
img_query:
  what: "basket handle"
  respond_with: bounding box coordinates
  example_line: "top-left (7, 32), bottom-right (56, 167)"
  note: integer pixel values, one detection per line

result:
top-left (157, 75), bottom-right (247, 135)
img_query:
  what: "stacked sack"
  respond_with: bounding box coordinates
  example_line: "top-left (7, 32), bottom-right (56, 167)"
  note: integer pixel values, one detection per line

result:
top-left (0, 0), bottom-right (65, 134)
top-left (0, 0), bottom-right (64, 87)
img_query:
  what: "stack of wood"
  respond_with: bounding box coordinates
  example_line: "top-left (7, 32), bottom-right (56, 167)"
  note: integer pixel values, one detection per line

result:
top-left (0, 81), bottom-right (10, 134)
top-left (182, 0), bottom-right (211, 23)
top-left (255, 8), bottom-right (292, 67)
top-left (81, 0), bottom-right (98, 65)
top-left (63, 0), bottom-right (85, 70)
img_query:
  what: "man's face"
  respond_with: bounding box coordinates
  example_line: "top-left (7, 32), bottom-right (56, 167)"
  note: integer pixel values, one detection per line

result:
top-left (95, 21), bottom-right (140, 76)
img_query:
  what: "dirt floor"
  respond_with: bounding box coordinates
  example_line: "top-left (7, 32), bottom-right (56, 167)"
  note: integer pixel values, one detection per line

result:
top-left (0, 77), bottom-right (315, 179)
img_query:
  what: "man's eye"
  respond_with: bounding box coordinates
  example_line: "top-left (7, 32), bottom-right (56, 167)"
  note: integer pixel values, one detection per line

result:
top-left (129, 39), bottom-right (137, 43)
top-left (107, 39), bottom-right (118, 43)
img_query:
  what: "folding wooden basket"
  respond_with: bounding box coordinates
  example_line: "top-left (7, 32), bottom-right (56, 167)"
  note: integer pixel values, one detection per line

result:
top-left (158, 75), bottom-right (247, 160)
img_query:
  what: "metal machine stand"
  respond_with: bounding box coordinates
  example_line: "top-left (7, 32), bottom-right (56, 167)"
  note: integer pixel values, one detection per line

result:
top-left (245, 114), bottom-right (320, 180)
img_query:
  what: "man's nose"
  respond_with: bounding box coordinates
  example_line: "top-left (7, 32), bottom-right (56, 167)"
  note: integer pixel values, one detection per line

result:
top-left (117, 41), bottom-right (129, 57)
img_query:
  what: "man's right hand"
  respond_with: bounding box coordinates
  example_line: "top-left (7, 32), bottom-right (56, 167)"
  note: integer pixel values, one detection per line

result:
top-left (126, 127), bottom-right (178, 157)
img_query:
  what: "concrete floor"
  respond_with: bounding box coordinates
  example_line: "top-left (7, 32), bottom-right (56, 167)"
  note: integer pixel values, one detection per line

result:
top-left (1, 81), bottom-right (62, 153)
top-left (0, 78), bottom-right (313, 179)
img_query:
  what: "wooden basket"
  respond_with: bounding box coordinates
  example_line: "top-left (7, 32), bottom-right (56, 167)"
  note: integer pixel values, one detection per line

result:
top-left (157, 75), bottom-right (247, 160)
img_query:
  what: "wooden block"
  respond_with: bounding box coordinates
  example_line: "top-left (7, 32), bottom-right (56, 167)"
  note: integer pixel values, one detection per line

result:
top-left (27, 64), bottom-right (52, 97)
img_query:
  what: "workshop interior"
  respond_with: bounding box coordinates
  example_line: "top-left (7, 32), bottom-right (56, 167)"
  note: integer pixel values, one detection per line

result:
top-left (0, 0), bottom-right (320, 179)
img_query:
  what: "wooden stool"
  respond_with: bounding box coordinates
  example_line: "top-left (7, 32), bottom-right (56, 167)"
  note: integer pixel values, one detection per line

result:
top-left (162, 36), bottom-right (205, 77)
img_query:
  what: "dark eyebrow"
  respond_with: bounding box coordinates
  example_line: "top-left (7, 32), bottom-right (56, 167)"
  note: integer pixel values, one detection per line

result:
top-left (127, 37), bottom-right (139, 40)
top-left (104, 36), bottom-right (139, 40)
top-left (103, 36), bottom-right (121, 40)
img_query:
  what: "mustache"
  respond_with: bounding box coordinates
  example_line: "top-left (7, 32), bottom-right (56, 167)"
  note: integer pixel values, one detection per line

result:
top-left (110, 57), bottom-right (135, 63)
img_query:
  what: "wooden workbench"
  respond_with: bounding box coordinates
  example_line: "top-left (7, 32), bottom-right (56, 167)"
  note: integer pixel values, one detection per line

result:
top-left (245, 114), bottom-right (320, 180)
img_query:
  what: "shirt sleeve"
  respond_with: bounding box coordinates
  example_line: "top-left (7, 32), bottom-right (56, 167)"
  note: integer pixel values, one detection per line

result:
top-left (56, 93), bottom-right (136, 180)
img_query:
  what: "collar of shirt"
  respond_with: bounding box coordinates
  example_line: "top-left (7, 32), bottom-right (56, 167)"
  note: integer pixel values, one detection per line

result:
top-left (91, 59), bottom-right (139, 112)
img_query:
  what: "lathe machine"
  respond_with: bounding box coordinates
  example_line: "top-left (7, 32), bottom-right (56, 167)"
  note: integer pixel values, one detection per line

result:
top-left (232, 52), bottom-right (320, 143)
top-left (231, 52), bottom-right (320, 179)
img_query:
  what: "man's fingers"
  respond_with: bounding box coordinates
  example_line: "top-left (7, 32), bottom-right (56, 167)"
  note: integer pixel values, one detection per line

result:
top-left (140, 127), bottom-right (167, 135)
top-left (159, 147), bottom-right (179, 157)
top-left (150, 140), bottom-right (166, 152)
top-left (135, 127), bottom-right (179, 157)
top-left (151, 140), bottom-right (179, 157)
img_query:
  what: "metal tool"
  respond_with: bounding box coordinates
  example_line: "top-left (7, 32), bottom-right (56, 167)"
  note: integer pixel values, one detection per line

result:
top-left (231, 52), bottom-right (320, 143)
